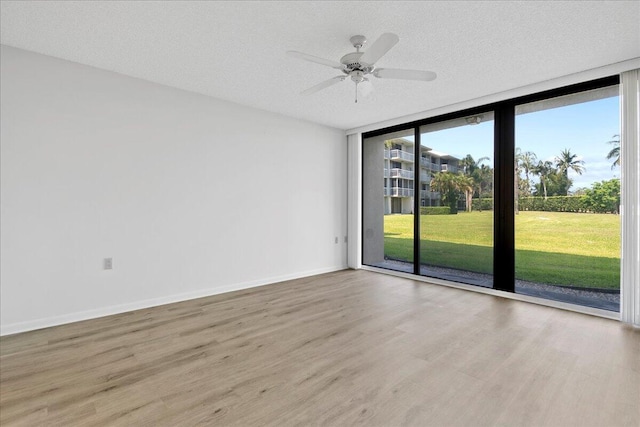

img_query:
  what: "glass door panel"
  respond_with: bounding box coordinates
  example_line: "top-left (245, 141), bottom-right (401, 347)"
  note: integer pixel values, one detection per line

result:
top-left (363, 129), bottom-right (415, 273)
top-left (514, 85), bottom-right (620, 311)
top-left (418, 113), bottom-right (494, 286)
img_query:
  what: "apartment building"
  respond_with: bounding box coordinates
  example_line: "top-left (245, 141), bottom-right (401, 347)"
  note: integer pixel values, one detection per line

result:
top-left (383, 138), bottom-right (460, 214)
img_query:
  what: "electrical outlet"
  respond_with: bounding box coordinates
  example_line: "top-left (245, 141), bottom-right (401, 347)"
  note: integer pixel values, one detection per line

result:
top-left (103, 258), bottom-right (113, 270)
top-left (335, 236), bottom-right (339, 244)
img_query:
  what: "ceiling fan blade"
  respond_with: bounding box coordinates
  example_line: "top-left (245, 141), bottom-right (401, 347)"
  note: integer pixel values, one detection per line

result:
top-left (300, 76), bottom-right (346, 95)
top-left (359, 33), bottom-right (399, 65)
top-left (287, 51), bottom-right (345, 69)
top-left (373, 68), bottom-right (437, 81)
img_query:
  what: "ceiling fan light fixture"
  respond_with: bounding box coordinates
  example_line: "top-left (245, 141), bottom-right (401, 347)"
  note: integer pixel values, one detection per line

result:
top-left (350, 70), bottom-right (366, 83)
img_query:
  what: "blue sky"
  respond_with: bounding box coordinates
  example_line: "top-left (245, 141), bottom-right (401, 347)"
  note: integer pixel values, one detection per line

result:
top-left (417, 95), bottom-right (620, 191)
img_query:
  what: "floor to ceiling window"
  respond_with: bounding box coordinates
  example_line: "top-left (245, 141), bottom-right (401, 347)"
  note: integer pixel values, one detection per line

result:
top-left (362, 76), bottom-right (621, 312)
top-left (363, 128), bottom-right (415, 273)
top-left (418, 114), bottom-right (494, 287)
top-left (514, 85), bottom-right (620, 311)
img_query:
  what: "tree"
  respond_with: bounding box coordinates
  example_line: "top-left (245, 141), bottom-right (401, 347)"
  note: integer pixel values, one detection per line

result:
top-left (430, 172), bottom-right (468, 213)
top-left (457, 174), bottom-right (474, 213)
top-left (460, 155), bottom-right (489, 180)
top-left (544, 171), bottom-right (572, 197)
top-left (554, 149), bottom-right (585, 195)
top-left (517, 150), bottom-right (537, 197)
top-left (532, 160), bottom-right (554, 199)
top-left (606, 135), bottom-right (620, 169)
top-left (460, 154), bottom-right (477, 176)
top-left (584, 179), bottom-right (620, 213)
top-left (555, 148), bottom-right (585, 177)
top-left (445, 155), bottom-right (492, 212)
top-left (474, 163), bottom-right (493, 211)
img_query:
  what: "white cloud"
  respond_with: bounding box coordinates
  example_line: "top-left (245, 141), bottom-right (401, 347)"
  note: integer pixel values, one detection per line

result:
top-left (569, 156), bottom-right (619, 189)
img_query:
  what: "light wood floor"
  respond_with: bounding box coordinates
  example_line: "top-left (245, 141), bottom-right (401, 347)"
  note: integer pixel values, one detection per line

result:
top-left (1, 270), bottom-right (639, 426)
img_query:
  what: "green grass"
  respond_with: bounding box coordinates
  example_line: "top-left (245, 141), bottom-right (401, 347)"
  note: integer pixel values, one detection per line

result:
top-left (383, 211), bottom-right (620, 289)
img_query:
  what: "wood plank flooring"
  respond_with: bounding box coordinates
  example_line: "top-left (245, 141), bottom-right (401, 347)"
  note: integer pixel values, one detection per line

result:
top-left (1, 269), bottom-right (639, 426)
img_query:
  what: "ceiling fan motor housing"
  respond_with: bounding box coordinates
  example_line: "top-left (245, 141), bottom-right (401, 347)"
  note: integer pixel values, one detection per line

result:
top-left (340, 52), bottom-right (373, 74)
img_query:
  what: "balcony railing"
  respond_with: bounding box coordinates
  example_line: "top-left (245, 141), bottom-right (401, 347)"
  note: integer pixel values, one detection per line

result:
top-left (420, 190), bottom-right (440, 199)
top-left (389, 149), bottom-right (414, 162)
top-left (420, 173), bottom-right (430, 182)
top-left (389, 168), bottom-right (413, 179)
top-left (384, 187), bottom-right (414, 197)
top-left (441, 164), bottom-right (458, 173)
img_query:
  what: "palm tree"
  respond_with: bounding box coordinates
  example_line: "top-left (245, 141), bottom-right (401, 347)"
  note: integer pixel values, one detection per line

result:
top-left (472, 163), bottom-right (492, 211)
top-left (519, 151), bottom-right (537, 196)
top-left (430, 172), bottom-right (463, 212)
top-left (515, 148), bottom-right (523, 211)
top-left (533, 160), bottom-right (554, 199)
top-left (476, 156), bottom-right (490, 169)
top-left (457, 174), bottom-right (474, 212)
top-left (555, 148), bottom-right (585, 178)
top-left (460, 155), bottom-right (489, 177)
top-left (554, 148), bottom-right (585, 196)
top-left (460, 155), bottom-right (476, 176)
top-left (606, 135), bottom-right (620, 169)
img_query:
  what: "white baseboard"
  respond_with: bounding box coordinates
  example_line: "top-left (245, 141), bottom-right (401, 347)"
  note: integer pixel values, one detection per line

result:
top-left (0, 265), bottom-right (348, 336)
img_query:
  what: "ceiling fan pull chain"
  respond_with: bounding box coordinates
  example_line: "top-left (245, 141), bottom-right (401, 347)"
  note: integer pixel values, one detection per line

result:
top-left (355, 81), bottom-right (358, 103)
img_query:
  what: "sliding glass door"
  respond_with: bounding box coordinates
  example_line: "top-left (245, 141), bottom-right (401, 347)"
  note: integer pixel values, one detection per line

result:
top-left (363, 128), bottom-right (415, 273)
top-left (418, 114), bottom-right (494, 287)
top-left (362, 76), bottom-right (621, 312)
top-left (514, 85), bottom-right (620, 310)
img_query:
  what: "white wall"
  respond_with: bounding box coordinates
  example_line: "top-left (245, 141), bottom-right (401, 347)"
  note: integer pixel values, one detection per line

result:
top-left (0, 46), bottom-right (348, 335)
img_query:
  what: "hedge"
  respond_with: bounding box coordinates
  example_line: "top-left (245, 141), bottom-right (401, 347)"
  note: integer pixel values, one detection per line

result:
top-left (470, 195), bottom-right (617, 213)
top-left (420, 206), bottom-right (451, 215)
top-left (518, 196), bottom-right (588, 213)
top-left (471, 198), bottom-right (494, 211)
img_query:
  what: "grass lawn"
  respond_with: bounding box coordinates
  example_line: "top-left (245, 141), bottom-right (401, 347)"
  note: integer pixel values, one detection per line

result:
top-left (384, 211), bottom-right (620, 289)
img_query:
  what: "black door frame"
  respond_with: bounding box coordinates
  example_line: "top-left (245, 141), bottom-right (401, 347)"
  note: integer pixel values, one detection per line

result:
top-left (362, 75), bottom-right (620, 293)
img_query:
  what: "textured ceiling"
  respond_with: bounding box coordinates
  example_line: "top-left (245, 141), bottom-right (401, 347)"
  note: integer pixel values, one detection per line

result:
top-left (1, 1), bottom-right (639, 130)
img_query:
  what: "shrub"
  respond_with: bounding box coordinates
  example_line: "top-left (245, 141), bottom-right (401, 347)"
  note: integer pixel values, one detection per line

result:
top-left (420, 206), bottom-right (451, 215)
top-left (583, 179), bottom-right (620, 214)
top-left (472, 190), bottom-right (620, 214)
top-left (471, 198), bottom-right (494, 211)
top-left (518, 196), bottom-right (587, 213)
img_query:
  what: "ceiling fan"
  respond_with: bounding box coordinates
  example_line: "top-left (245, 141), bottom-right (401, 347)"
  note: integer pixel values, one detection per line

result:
top-left (287, 33), bottom-right (436, 103)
